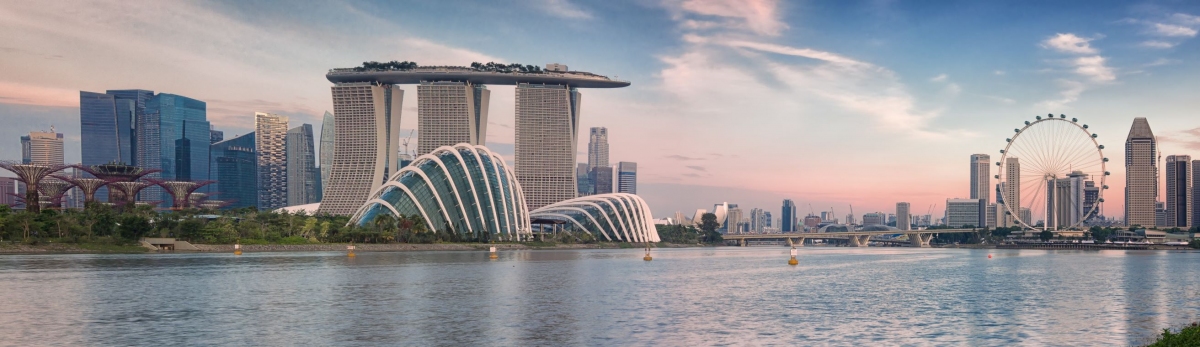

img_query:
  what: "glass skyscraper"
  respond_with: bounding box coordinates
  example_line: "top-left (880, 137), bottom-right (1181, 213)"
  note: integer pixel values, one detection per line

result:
top-left (617, 161), bottom-right (637, 194)
top-left (211, 132), bottom-right (257, 209)
top-left (319, 111), bottom-right (335, 196)
top-left (286, 124), bottom-right (318, 206)
top-left (143, 93), bottom-right (210, 206)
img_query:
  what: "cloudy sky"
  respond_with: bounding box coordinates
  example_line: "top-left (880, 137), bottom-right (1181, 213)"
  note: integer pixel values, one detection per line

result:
top-left (2, 0), bottom-right (1200, 220)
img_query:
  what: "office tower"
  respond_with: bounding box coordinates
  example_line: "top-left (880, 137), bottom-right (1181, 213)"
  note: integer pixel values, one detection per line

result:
top-left (946, 198), bottom-right (986, 228)
top-left (286, 124), bottom-right (318, 206)
top-left (318, 83), bottom-right (403, 216)
top-left (863, 212), bottom-right (886, 226)
top-left (21, 130), bottom-right (64, 165)
top-left (137, 93), bottom-right (209, 205)
top-left (0, 177), bottom-right (17, 206)
top-left (211, 132), bottom-right (257, 209)
top-left (416, 81), bottom-right (490, 154)
top-left (1165, 155), bottom-right (1192, 228)
top-left (1155, 201), bottom-right (1167, 228)
top-left (781, 199), bottom-right (796, 232)
top-left (256, 112), bottom-right (289, 210)
top-left (79, 92), bottom-right (130, 165)
top-left (210, 130), bottom-right (224, 144)
top-left (108, 89), bottom-right (154, 166)
top-left (727, 205), bottom-right (743, 233)
top-left (1002, 157), bottom-right (1020, 227)
top-left (588, 127), bottom-right (608, 170)
top-left (896, 202), bottom-right (911, 230)
top-left (617, 162), bottom-right (637, 194)
top-left (1125, 117), bottom-right (1157, 227)
top-left (514, 83), bottom-right (581, 210)
top-left (590, 166), bottom-right (613, 194)
top-left (844, 213), bottom-right (856, 226)
top-left (1194, 160), bottom-right (1200, 230)
top-left (319, 111), bottom-right (335, 190)
top-left (1046, 171), bottom-right (1088, 229)
top-left (970, 154), bottom-right (990, 202)
top-left (1083, 181), bottom-right (1100, 223)
top-left (749, 208), bottom-right (762, 232)
top-left (576, 163), bottom-right (592, 196)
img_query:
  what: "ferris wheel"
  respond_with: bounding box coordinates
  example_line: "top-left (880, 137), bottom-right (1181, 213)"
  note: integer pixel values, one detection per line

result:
top-left (998, 114), bottom-right (1108, 231)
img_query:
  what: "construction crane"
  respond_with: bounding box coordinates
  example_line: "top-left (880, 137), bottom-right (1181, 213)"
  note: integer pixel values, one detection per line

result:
top-left (401, 130), bottom-right (415, 157)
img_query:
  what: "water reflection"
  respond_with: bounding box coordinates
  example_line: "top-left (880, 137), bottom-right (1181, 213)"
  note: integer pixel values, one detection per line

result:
top-left (0, 248), bottom-right (1197, 345)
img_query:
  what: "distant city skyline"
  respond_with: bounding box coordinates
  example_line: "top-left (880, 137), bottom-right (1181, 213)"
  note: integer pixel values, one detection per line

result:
top-left (4, 1), bottom-right (1200, 217)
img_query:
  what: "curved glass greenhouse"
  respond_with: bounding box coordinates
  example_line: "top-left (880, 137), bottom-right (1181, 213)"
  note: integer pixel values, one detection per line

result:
top-left (348, 144), bottom-right (530, 239)
top-left (529, 193), bottom-right (661, 242)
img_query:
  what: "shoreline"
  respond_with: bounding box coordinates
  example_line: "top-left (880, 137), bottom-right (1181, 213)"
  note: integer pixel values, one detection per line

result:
top-left (0, 242), bottom-right (709, 255)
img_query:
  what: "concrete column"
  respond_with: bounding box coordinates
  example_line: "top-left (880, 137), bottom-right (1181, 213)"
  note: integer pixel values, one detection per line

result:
top-left (907, 233), bottom-right (933, 247)
top-left (848, 235), bottom-right (870, 247)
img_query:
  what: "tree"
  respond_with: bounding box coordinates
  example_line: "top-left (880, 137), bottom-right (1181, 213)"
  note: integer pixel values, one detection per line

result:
top-left (118, 215), bottom-right (152, 240)
top-left (1089, 226), bottom-right (1112, 242)
top-left (699, 213), bottom-right (722, 244)
top-left (1039, 230), bottom-right (1054, 242)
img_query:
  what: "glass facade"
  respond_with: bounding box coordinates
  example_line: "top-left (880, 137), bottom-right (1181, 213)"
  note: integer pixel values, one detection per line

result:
top-left (145, 93), bottom-right (210, 206)
top-left (319, 111), bottom-right (335, 197)
top-left (287, 124), bottom-right (318, 206)
top-left (529, 193), bottom-right (660, 242)
top-left (349, 144), bottom-right (530, 240)
top-left (79, 91), bottom-right (123, 166)
top-left (211, 132), bottom-right (257, 209)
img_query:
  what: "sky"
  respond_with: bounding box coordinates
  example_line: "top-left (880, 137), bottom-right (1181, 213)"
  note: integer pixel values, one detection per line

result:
top-left (2, 0), bottom-right (1200, 220)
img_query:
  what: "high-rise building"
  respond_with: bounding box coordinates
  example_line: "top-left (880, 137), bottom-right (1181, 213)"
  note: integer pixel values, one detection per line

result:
top-left (286, 124), bottom-right (318, 206)
top-left (617, 162), bottom-right (637, 194)
top-left (896, 202), bottom-right (911, 230)
top-left (749, 208), bottom-right (764, 233)
top-left (986, 203), bottom-right (997, 228)
top-left (1125, 117), bottom-right (1157, 227)
top-left (1155, 201), bottom-right (1167, 228)
top-left (781, 199), bottom-right (796, 232)
top-left (588, 127), bottom-right (608, 170)
top-left (256, 112), bottom-right (289, 210)
top-left (514, 83), bottom-right (580, 209)
top-left (318, 83), bottom-right (403, 216)
top-left (946, 198), bottom-right (985, 228)
top-left (727, 205), bottom-right (744, 234)
top-left (1165, 155), bottom-right (1192, 228)
top-left (590, 166), bottom-right (613, 195)
top-left (1002, 157), bottom-right (1020, 227)
top-left (576, 163), bottom-right (591, 196)
top-left (210, 130), bottom-right (224, 144)
top-left (319, 111), bottom-right (335, 192)
top-left (1194, 160), bottom-right (1200, 230)
top-left (211, 132), bottom-right (257, 209)
top-left (21, 130), bottom-right (64, 165)
top-left (1083, 181), bottom-right (1100, 224)
top-left (79, 92), bottom-right (132, 166)
top-left (970, 154), bottom-right (990, 202)
top-left (863, 212), bottom-right (887, 226)
top-left (416, 81), bottom-right (489, 154)
top-left (1046, 171), bottom-right (1088, 229)
top-left (0, 177), bottom-right (17, 207)
top-left (139, 93), bottom-right (209, 205)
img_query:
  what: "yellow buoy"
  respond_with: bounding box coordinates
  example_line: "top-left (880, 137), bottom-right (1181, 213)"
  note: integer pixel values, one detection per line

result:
top-left (347, 243), bottom-right (356, 257)
top-left (489, 246), bottom-right (498, 260)
top-left (788, 247), bottom-right (798, 265)
top-left (234, 243), bottom-right (242, 256)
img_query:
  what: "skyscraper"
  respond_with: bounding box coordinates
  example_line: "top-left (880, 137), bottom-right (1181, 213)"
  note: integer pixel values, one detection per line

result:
top-left (1125, 117), bottom-right (1157, 227)
top-left (21, 130), bottom-right (64, 165)
top-left (318, 83), bottom-right (403, 216)
top-left (1047, 171), bottom-right (1088, 229)
top-left (781, 199), bottom-right (796, 232)
top-left (1165, 155), bottom-right (1192, 228)
top-left (79, 91), bottom-right (132, 166)
top-left (211, 132), bottom-right (257, 209)
top-left (590, 166), bottom-right (613, 195)
top-left (319, 111), bottom-right (335, 192)
top-left (588, 127), bottom-right (608, 170)
top-left (946, 198), bottom-right (986, 228)
top-left (256, 112), bottom-right (289, 210)
top-left (970, 154), bottom-right (990, 202)
top-left (514, 83), bottom-right (580, 209)
top-left (286, 124), bottom-right (318, 206)
top-left (139, 93), bottom-right (211, 204)
top-left (416, 81), bottom-right (490, 154)
top-left (617, 161), bottom-right (637, 194)
top-left (576, 163), bottom-right (591, 196)
top-left (1193, 160), bottom-right (1200, 229)
top-left (1002, 157), bottom-right (1020, 227)
top-left (210, 130), bottom-right (224, 144)
top-left (896, 202), bottom-right (911, 230)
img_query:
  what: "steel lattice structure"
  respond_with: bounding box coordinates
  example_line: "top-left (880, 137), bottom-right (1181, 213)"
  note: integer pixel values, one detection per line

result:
top-left (0, 161), bottom-right (69, 213)
top-left (998, 114), bottom-right (1109, 231)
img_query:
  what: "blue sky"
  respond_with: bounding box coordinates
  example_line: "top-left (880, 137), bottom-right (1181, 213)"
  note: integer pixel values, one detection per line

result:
top-left (2, 0), bottom-right (1200, 219)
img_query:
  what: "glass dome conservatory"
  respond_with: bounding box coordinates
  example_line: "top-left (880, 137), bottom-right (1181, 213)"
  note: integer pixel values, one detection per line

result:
top-left (529, 193), bottom-right (660, 242)
top-left (348, 144), bottom-right (530, 240)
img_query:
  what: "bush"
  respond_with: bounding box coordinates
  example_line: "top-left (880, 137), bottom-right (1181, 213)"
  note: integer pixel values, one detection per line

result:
top-left (277, 236), bottom-right (310, 245)
top-left (1148, 322), bottom-right (1200, 346)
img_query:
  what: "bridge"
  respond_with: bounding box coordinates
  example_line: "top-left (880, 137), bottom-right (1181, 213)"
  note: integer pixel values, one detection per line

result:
top-left (721, 229), bottom-right (980, 248)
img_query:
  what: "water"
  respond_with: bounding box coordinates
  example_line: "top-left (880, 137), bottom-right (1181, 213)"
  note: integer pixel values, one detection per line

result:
top-left (1, 247), bottom-right (1198, 346)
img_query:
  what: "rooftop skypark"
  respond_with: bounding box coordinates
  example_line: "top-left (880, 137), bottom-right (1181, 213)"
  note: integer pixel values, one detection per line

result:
top-left (327, 61), bottom-right (630, 88)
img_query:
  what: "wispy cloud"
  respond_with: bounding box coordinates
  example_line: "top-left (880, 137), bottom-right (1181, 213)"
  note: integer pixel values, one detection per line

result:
top-left (534, 0), bottom-right (592, 20)
top-left (685, 165), bottom-right (706, 171)
top-left (1035, 79), bottom-right (1086, 110)
top-left (1153, 22), bottom-right (1197, 37)
top-left (1041, 33), bottom-right (1100, 54)
top-left (1072, 55), bottom-right (1115, 82)
top-left (665, 0), bottom-right (788, 36)
top-left (665, 154), bottom-right (705, 161)
top-left (930, 74), bottom-right (948, 82)
top-left (1141, 40), bottom-right (1175, 48)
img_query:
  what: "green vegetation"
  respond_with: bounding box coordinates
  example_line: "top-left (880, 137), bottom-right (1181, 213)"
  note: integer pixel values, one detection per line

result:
top-left (470, 61), bottom-right (544, 74)
top-left (0, 203), bottom-right (488, 247)
top-left (354, 60), bottom-right (418, 71)
top-left (699, 213), bottom-right (723, 244)
top-left (655, 222), bottom-right (722, 245)
top-left (1147, 322), bottom-right (1200, 346)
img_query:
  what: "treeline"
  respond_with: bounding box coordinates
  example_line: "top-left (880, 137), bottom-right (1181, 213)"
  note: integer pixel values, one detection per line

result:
top-left (0, 204), bottom-right (459, 246)
top-left (353, 60), bottom-right (419, 71)
top-left (469, 62), bottom-right (544, 74)
top-left (655, 212), bottom-right (723, 244)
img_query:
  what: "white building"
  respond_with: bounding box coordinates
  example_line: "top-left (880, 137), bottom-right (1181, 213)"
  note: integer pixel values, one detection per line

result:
top-left (971, 154), bottom-right (991, 202)
top-left (318, 83), bottom-right (403, 216)
top-left (514, 83), bottom-right (580, 210)
top-left (896, 202), bottom-right (911, 230)
top-left (256, 112), bottom-right (289, 210)
top-left (946, 198), bottom-right (985, 228)
top-left (416, 81), bottom-right (489, 154)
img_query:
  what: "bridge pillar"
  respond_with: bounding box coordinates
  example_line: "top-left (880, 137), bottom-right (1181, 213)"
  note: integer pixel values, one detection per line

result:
top-left (848, 235), bottom-right (870, 247)
top-left (907, 233), bottom-right (933, 247)
top-left (794, 237), bottom-right (805, 247)
top-left (739, 239), bottom-right (746, 247)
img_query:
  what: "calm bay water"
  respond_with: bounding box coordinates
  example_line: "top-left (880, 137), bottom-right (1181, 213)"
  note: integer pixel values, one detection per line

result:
top-left (1, 247), bottom-right (1198, 346)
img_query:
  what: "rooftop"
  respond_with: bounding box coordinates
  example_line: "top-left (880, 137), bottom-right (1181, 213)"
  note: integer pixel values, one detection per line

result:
top-left (327, 62), bottom-right (630, 88)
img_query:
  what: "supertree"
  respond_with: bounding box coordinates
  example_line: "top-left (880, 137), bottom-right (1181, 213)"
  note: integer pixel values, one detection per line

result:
top-left (0, 161), bottom-right (69, 214)
top-left (109, 181), bottom-right (153, 211)
top-left (61, 176), bottom-right (110, 204)
top-left (37, 178), bottom-right (75, 210)
top-left (75, 163), bottom-right (160, 202)
top-left (198, 199), bottom-right (233, 210)
top-left (152, 180), bottom-right (215, 210)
